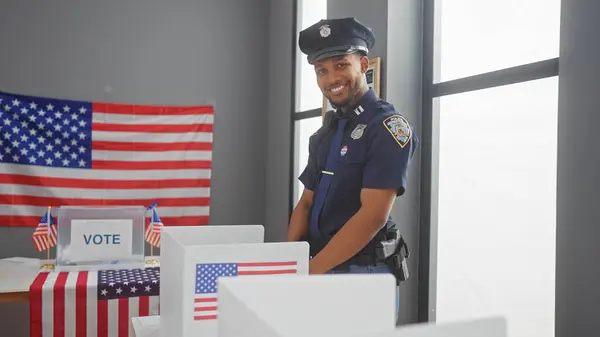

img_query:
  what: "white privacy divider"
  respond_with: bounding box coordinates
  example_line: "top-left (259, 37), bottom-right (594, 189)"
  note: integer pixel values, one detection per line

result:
top-left (160, 224), bottom-right (264, 246)
top-left (217, 274), bottom-right (397, 337)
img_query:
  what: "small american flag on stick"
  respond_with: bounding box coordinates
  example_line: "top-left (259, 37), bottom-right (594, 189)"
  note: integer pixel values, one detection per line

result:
top-left (31, 207), bottom-right (57, 252)
top-left (144, 207), bottom-right (163, 247)
top-left (193, 261), bottom-right (298, 321)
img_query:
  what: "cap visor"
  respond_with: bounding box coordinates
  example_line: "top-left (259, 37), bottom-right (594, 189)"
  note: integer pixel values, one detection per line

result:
top-left (309, 47), bottom-right (360, 64)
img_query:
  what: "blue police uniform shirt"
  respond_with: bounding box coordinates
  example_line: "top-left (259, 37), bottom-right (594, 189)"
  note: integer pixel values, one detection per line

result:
top-left (299, 89), bottom-right (419, 257)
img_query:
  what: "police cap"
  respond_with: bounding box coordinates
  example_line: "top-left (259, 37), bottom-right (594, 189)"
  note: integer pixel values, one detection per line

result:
top-left (298, 17), bottom-right (375, 64)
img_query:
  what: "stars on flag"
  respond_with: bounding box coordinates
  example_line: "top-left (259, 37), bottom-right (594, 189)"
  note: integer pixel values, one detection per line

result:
top-left (97, 267), bottom-right (160, 300)
top-left (0, 94), bottom-right (92, 168)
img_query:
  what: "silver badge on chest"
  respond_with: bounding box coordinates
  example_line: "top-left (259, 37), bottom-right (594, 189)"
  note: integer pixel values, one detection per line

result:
top-left (350, 124), bottom-right (367, 140)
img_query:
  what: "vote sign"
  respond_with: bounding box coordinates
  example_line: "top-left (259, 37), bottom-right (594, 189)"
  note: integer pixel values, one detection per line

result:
top-left (70, 219), bottom-right (133, 262)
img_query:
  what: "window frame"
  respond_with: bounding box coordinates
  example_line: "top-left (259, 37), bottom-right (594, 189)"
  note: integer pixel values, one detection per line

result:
top-left (288, 0), bottom-right (326, 215)
top-left (419, 0), bottom-right (560, 323)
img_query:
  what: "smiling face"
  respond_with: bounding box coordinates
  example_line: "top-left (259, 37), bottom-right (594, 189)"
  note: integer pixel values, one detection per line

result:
top-left (313, 53), bottom-right (369, 109)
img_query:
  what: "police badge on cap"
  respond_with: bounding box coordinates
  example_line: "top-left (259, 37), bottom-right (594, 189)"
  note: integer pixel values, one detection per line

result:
top-left (298, 17), bottom-right (375, 64)
top-left (319, 24), bottom-right (331, 37)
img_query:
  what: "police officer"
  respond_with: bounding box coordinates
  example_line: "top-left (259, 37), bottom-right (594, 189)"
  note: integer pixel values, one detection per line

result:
top-left (286, 17), bottom-right (419, 318)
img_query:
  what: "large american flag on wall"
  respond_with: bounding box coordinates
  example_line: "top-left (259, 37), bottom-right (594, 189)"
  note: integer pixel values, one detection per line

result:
top-left (0, 91), bottom-right (213, 227)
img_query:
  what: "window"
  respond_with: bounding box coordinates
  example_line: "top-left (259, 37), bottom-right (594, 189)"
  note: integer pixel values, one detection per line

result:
top-left (291, 0), bottom-right (327, 212)
top-left (423, 0), bottom-right (562, 330)
top-left (293, 116), bottom-right (323, 205)
top-left (434, 77), bottom-right (558, 337)
top-left (295, 0), bottom-right (327, 111)
top-left (435, 0), bottom-right (561, 82)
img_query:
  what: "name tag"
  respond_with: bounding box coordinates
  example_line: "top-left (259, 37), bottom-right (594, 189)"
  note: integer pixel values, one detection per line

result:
top-left (69, 219), bottom-right (133, 262)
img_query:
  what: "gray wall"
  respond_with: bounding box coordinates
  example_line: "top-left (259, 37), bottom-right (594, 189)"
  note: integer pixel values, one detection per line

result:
top-left (386, 0), bottom-right (423, 325)
top-left (266, 0), bottom-right (294, 243)
top-left (0, 1), bottom-right (294, 336)
top-left (555, 0), bottom-right (600, 336)
top-left (327, 0), bottom-right (423, 325)
top-left (0, 0), bottom-right (274, 255)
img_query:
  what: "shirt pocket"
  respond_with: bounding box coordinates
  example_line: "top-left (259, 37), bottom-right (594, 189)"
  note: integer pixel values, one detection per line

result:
top-left (336, 142), bottom-right (367, 165)
top-left (334, 143), bottom-right (367, 194)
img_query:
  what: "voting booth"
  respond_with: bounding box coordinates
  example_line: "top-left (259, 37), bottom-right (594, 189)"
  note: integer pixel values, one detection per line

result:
top-left (159, 225), bottom-right (309, 337)
top-left (217, 274), bottom-right (397, 337)
top-left (55, 205), bottom-right (146, 272)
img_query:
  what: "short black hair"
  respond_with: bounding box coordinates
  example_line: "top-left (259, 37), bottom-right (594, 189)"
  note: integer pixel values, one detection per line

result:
top-left (351, 51), bottom-right (368, 60)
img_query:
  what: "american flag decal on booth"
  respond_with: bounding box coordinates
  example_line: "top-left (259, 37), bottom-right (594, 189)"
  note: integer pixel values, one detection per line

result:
top-left (193, 261), bottom-right (298, 321)
top-left (0, 91), bottom-right (213, 228)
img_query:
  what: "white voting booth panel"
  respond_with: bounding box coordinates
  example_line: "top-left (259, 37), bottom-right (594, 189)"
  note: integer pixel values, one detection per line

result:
top-left (359, 317), bottom-right (507, 337)
top-left (160, 225), bottom-right (265, 337)
top-left (159, 224), bottom-right (309, 337)
top-left (217, 274), bottom-right (397, 337)
top-left (160, 225), bottom-right (264, 246)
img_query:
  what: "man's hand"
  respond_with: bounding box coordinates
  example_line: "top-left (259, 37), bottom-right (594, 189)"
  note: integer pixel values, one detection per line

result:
top-left (287, 189), bottom-right (314, 242)
top-left (309, 188), bottom-right (397, 273)
top-left (309, 259), bottom-right (326, 274)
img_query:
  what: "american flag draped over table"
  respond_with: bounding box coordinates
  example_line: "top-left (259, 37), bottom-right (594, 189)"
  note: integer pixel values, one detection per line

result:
top-left (0, 91), bottom-right (213, 227)
top-left (30, 267), bottom-right (160, 337)
top-left (193, 261), bottom-right (298, 321)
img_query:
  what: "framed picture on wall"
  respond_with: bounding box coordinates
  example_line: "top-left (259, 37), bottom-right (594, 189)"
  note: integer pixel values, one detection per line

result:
top-left (321, 57), bottom-right (382, 118)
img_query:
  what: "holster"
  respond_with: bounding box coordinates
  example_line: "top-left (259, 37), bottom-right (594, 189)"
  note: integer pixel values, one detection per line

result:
top-left (375, 229), bottom-right (410, 285)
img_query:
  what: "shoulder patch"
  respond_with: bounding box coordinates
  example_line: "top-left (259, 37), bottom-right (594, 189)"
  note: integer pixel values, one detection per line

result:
top-left (382, 115), bottom-right (412, 148)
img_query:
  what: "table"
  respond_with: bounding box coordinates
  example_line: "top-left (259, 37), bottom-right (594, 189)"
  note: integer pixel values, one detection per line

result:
top-left (1, 256), bottom-right (161, 337)
top-left (0, 257), bottom-right (43, 303)
top-left (0, 256), bottom-right (160, 303)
